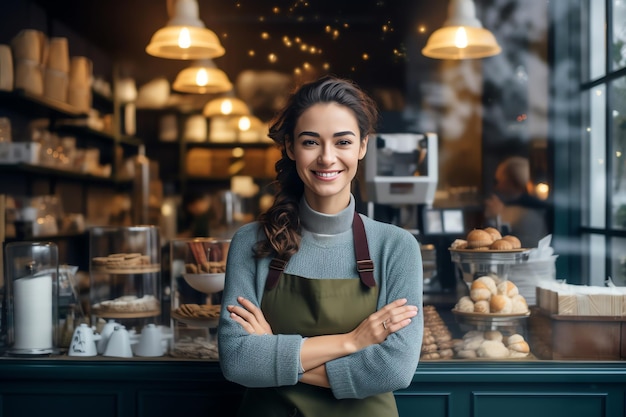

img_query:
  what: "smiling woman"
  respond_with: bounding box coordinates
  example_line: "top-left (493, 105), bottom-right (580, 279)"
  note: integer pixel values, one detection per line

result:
top-left (217, 75), bottom-right (424, 416)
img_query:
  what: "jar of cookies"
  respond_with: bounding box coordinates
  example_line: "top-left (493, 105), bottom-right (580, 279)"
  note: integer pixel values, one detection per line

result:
top-left (169, 237), bottom-right (230, 359)
top-left (88, 226), bottom-right (162, 331)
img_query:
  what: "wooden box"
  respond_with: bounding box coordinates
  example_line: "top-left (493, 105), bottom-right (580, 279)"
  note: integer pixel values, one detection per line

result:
top-left (528, 307), bottom-right (626, 360)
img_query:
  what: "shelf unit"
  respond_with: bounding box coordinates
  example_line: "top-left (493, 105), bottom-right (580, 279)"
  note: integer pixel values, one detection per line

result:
top-left (137, 109), bottom-right (278, 197)
top-left (0, 87), bottom-right (141, 270)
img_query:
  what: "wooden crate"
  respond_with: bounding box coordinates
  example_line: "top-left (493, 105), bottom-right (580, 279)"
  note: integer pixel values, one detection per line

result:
top-left (528, 307), bottom-right (626, 360)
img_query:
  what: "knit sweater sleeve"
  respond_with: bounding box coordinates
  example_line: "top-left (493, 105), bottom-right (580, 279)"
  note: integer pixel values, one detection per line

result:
top-left (325, 218), bottom-right (424, 399)
top-left (218, 222), bottom-right (303, 387)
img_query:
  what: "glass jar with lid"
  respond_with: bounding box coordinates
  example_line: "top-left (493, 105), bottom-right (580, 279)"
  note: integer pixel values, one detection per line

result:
top-left (169, 237), bottom-right (230, 359)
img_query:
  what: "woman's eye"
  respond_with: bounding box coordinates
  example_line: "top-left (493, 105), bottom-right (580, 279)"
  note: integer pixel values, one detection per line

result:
top-left (337, 139), bottom-right (352, 146)
top-left (302, 139), bottom-right (318, 146)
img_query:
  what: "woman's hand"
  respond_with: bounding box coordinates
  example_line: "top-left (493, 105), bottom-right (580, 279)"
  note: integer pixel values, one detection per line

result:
top-left (227, 296), bottom-right (273, 335)
top-left (346, 298), bottom-right (418, 352)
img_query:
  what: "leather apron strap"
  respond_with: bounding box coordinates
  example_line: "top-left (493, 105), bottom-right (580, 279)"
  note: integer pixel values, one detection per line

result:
top-left (265, 211), bottom-right (375, 289)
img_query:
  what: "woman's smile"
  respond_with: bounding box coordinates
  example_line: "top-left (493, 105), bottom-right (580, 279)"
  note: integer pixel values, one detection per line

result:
top-left (313, 170), bottom-right (342, 180)
top-left (288, 102), bottom-right (368, 214)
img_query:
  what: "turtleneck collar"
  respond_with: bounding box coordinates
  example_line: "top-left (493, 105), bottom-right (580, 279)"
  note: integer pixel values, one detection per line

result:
top-left (300, 195), bottom-right (355, 235)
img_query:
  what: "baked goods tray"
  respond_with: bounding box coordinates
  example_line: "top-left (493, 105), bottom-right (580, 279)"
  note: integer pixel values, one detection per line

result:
top-left (452, 309), bottom-right (530, 328)
top-left (449, 249), bottom-right (531, 264)
top-left (171, 310), bottom-right (219, 328)
top-left (91, 308), bottom-right (161, 319)
top-left (92, 264), bottom-right (161, 274)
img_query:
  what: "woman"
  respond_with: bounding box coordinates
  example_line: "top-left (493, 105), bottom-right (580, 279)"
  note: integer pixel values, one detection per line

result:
top-left (218, 75), bottom-right (424, 416)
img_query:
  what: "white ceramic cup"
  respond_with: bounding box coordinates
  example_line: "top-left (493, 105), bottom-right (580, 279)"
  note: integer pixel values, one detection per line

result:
top-left (68, 323), bottom-right (101, 357)
top-left (103, 325), bottom-right (136, 358)
top-left (134, 324), bottom-right (165, 357)
top-left (97, 319), bottom-right (120, 354)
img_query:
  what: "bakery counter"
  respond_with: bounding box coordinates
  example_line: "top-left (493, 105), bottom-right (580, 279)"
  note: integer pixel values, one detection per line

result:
top-left (0, 357), bottom-right (625, 417)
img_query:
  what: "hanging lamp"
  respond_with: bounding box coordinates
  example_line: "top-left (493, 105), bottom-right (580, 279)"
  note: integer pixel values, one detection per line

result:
top-left (422, 0), bottom-right (501, 60)
top-left (146, 0), bottom-right (225, 60)
top-left (203, 97), bottom-right (250, 118)
top-left (172, 59), bottom-right (233, 94)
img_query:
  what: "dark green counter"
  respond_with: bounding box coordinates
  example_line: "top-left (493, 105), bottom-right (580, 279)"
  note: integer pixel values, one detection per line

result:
top-left (1, 358), bottom-right (625, 417)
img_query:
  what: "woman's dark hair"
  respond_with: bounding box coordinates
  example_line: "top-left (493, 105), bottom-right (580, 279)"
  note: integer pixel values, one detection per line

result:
top-left (254, 75), bottom-right (379, 260)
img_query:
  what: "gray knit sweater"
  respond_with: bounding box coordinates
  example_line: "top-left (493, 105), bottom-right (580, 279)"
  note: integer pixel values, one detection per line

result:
top-left (218, 196), bottom-right (424, 399)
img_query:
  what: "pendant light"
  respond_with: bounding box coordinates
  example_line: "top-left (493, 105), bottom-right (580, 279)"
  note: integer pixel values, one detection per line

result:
top-left (422, 0), bottom-right (501, 60)
top-left (172, 59), bottom-right (233, 94)
top-left (203, 97), bottom-right (250, 118)
top-left (146, 0), bottom-right (225, 60)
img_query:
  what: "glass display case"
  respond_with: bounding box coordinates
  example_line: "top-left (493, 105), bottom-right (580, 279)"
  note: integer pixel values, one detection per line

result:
top-left (88, 226), bottom-right (162, 330)
top-left (169, 237), bottom-right (230, 359)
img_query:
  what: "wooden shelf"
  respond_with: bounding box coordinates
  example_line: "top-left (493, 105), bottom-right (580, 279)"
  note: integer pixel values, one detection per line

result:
top-left (0, 163), bottom-right (132, 185)
top-left (0, 89), bottom-right (87, 119)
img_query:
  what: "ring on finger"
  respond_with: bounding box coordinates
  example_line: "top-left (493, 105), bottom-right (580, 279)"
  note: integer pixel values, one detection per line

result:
top-left (382, 319), bottom-right (388, 330)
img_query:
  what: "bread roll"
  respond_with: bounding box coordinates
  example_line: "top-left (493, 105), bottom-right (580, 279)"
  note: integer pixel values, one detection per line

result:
top-left (506, 334), bottom-right (525, 345)
top-left (470, 288), bottom-right (491, 302)
top-left (489, 294), bottom-right (513, 314)
top-left (473, 299), bottom-right (490, 313)
top-left (474, 276), bottom-right (497, 295)
top-left (502, 235), bottom-right (522, 249)
top-left (497, 280), bottom-right (519, 297)
top-left (456, 349), bottom-right (477, 359)
top-left (450, 239), bottom-right (468, 249)
top-left (466, 229), bottom-right (494, 248)
top-left (463, 335), bottom-right (485, 351)
top-left (510, 294), bottom-right (528, 313)
top-left (490, 239), bottom-right (513, 250)
top-left (463, 330), bottom-right (484, 340)
top-left (484, 227), bottom-right (502, 241)
top-left (476, 340), bottom-right (510, 358)
top-left (455, 296), bottom-right (474, 312)
top-left (508, 350), bottom-right (530, 358)
top-left (508, 340), bottom-right (530, 354)
top-left (484, 330), bottom-right (503, 342)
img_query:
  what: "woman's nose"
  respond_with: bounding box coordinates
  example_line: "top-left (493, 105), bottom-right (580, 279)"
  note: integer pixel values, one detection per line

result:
top-left (317, 145), bottom-right (335, 164)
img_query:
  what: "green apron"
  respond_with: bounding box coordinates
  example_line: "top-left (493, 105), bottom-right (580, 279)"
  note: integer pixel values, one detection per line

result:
top-left (237, 213), bottom-right (398, 417)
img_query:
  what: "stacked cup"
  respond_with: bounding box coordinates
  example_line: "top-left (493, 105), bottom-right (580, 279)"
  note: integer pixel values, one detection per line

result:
top-left (11, 29), bottom-right (46, 95)
top-left (68, 56), bottom-right (92, 112)
top-left (44, 37), bottom-right (70, 103)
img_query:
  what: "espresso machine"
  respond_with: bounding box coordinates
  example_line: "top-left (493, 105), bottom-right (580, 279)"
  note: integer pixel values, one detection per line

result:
top-left (362, 132), bottom-right (440, 291)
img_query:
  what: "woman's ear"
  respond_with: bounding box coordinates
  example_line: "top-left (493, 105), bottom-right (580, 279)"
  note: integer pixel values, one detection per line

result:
top-left (285, 139), bottom-right (296, 160)
top-left (358, 135), bottom-right (369, 160)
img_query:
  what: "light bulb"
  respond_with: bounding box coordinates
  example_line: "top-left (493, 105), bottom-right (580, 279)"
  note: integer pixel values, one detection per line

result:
top-left (221, 99), bottom-right (233, 115)
top-left (196, 68), bottom-right (208, 86)
top-left (238, 116), bottom-right (251, 131)
top-left (178, 27), bottom-right (191, 49)
top-left (454, 27), bottom-right (468, 49)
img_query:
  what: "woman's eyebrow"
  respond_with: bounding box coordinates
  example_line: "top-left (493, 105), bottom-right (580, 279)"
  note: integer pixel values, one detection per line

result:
top-left (297, 131), bottom-right (320, 138)
top-left (296, 130), bottom-right (356, 138)
top-left (333, 130), bottom-right (356, 137)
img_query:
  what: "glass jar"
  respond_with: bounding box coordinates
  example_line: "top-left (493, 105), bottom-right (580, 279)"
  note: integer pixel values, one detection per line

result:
top-left (4, 241), bottom-right (60, 355)
top-left (88, 226), bottom-right (162, 331)
top-left (169, 237), bottom-right (230, 359)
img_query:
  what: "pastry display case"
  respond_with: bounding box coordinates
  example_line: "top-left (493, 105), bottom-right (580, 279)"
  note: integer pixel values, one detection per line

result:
top-left (169, 237), bottom-right (230, 359)
top-left (88, 226), bottom-right (162, 328)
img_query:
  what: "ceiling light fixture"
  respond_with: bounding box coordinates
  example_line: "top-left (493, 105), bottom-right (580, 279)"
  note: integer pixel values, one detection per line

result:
top-left (422, 0), bottom-right (501, 60)
top-left (172, 59), bottom-right (233, 94)
top-left (146, 0), bottom-right (225, 60)
top-left (203, 97), bottom-right (250, 118)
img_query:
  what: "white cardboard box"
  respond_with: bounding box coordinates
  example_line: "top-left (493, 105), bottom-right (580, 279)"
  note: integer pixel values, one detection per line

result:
top-left (0, 142), bottom-right (41, 164)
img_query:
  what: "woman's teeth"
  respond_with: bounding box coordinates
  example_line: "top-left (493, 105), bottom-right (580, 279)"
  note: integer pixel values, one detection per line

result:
top-left (315, 171), bottom-right (339, 178)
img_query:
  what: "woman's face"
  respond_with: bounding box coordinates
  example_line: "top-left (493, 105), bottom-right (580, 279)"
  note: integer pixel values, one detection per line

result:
top-left (287, 102), bottom-right (368, 214)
